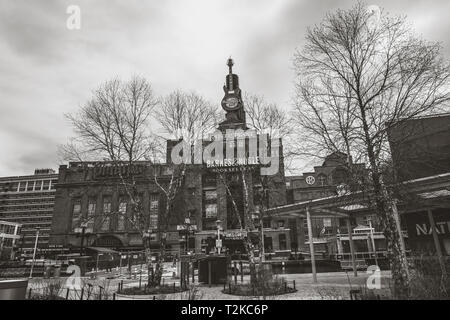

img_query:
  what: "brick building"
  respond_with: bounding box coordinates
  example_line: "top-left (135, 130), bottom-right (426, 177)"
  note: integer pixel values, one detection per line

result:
top-left (285, 152), bottom-right (369, 255)
top-left (49, 59), bottom-right (289, 256)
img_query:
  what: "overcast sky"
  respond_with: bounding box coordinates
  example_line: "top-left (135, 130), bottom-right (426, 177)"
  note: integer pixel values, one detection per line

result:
top-left (1, 0), bottom-right (449, 177)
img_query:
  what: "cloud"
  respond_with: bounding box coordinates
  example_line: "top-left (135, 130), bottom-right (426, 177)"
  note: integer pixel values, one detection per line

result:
top-left (0, 0), bottom-right (449, 176)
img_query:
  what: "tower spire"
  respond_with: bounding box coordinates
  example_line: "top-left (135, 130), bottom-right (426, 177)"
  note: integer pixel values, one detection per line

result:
top-left (219, 57), bottom-right (247, 131)
top-left (227, 57), bottom-right (234, 74)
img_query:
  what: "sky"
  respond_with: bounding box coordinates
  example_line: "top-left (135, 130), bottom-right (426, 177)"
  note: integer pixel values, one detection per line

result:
top-left (1, 0), bottom-right (450, 177)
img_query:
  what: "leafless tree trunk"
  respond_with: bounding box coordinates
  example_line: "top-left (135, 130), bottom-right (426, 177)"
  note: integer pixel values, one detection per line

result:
top-left (59, 76), bottom-right (166, 287)
top-left (292, 2), bottom-right (450, 297)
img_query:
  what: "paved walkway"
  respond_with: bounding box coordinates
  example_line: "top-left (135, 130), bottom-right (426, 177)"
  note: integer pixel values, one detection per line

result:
top-left (115, 271), bottom-right (392, 300)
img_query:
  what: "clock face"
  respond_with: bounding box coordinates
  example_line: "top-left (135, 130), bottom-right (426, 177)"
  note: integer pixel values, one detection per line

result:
top-left (225, 97), bottom-right (239, 109)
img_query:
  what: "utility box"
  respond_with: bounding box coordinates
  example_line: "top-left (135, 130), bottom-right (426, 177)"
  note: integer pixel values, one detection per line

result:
top-left (198, 255), bottom-right (229, 285)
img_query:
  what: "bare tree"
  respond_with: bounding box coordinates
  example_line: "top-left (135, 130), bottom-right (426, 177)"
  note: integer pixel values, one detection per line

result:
top-left (156, 90), bottom-right (220, 144)
top-left (243, 93), bottom-right (298, 174)
top-left (217, 169), bottom-right (261, 285)
top-left (292, 2), bottom-right (450, 297)
top-left (59, 76), bottom-right (176, 287)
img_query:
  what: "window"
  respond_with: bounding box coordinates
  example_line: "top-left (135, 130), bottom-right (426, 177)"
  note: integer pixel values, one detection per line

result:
top-left (101, 197), bottom-right (111, 231)
top-left (318, 174), bottom-right (327, 186)
top-left (34, 180), bottom-right (42, 191)
top-left (150, 194), bottom-right (159, 213)
top-left (279, 233), bottom-right (287, 250)
top-left (71, 199), bottom-right (82, 231)
top-left (323, 218), bottom-right (332, 227)
top-left (263, 218), bottom-right (271, 228)
top-left (204, 190), bottom-right (217, 201)
top-left (87, 199), bottom-right (96, 229)
top-left (278, 220), bottom-right (285, 228)
top-left (42, 180), bottom-right (50, 190)
top-left (26, 182), bottom-right (34, 192)
top-left (18, 182), bottom-right (26, 192)
top-left (149, 194), bottom-right (159, 230)
top-left (117, 200), bottom-right (127, 231)
top-left (205, 204), bottom-right (217, 219)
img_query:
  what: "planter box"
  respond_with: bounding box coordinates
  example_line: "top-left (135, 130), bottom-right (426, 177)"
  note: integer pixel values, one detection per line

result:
top-left (0, 279), bottom-right (29, 300)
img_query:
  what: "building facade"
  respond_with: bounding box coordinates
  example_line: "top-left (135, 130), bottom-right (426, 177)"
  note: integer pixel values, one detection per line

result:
top-left (0, 220), bottom-right (22, 260)
top-left (285, 152), bottom-right (369, 255)
top-left (0, 169), bottom-right (57, 256)
top-left (388, 113), bottom-right (450, 256)
top-left (50, 59), bottom-right (289, 257)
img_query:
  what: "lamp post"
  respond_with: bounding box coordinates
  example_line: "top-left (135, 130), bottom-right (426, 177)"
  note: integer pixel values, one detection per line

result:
top-left (29, 227), bottom-right (40, 279)
top-left (79, 221), bottom-right (88, 256)
top-left (216, 220), bottom-right (222, 255)
top-left (368, 219), bottom-right (378, 266)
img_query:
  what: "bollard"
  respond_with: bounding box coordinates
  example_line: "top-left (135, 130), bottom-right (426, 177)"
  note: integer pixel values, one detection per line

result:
top-left (80, 288), bottom-right (84, 300)
top-left (99, 286), bottom-right (103, 300)
top-left (120, 280), bottom-right (124, 292)
top-left (173, 282), bottom-right (176, 293)
top-left (117, 283), bottom-right (121, 293)
top-left (28, 288), bottom-right (32, 300)
top-left (66, 288), bottom-right (70, 300)
top-left (293, 280), bottom-right (296, 290)
top-left (208, 261), bottom-right (212, 288)
top-left (284, 281), bottom-right (287, 293)
top-left (186, 262), bottom-right (190, 286)
top-left (113, 293), bottom-right (116, 300)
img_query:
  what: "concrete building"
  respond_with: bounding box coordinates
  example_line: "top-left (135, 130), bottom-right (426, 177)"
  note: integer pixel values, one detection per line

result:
top-left (0, 220), bottom-right (22, 260)
top-left (0, 169), bottom-right (57, 255)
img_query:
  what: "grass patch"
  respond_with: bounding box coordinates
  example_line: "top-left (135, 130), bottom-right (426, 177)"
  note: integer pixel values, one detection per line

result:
top-left (222, 278), bottom-right (296, 296)
top-left (120, 284), bottom-right (189, 295)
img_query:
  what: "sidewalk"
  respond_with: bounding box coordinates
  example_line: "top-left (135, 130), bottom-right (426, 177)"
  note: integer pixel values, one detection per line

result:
top-left (115, 271), bottom-right (392, 300)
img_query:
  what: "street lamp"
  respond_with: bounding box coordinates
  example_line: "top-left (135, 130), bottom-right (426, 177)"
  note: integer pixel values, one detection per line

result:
top-left (29, 227), bottom-right (40, 278)
top-left (368, 218), bottom-right (378, 266)
top-left (216, 220), bottom-right (222, 255)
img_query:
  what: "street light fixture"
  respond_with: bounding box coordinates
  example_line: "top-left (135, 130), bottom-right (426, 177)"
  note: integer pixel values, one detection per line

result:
top-left (216, 220), bottom-right (222, 255)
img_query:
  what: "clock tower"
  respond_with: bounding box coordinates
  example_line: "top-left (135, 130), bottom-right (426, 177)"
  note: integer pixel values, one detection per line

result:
top-left (219, 58), bottom-right (247, 131)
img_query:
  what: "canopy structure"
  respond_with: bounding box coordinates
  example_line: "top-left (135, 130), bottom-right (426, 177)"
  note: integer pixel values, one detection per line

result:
top-left (266, 173), bottom-right (450, 282)
top-left (86, 247), bottom-right (120, 254)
